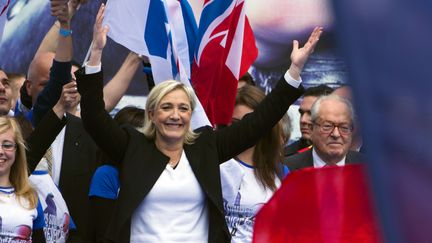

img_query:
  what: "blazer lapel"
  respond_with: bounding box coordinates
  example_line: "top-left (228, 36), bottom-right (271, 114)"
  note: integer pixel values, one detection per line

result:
top-left (184, 143), bottom-right (224, 213)
top-left (184, 143), bottom-right (202, 186)
top-left (115, 135), bottom-right (169, 230)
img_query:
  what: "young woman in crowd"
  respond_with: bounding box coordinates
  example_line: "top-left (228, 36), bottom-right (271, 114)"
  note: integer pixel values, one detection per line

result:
top-left (75, 4), bottom-right (322, 242)
top-left (221, 85), bottom-right (290, 242)
top-left (0, 117), bottom-right (44, 242)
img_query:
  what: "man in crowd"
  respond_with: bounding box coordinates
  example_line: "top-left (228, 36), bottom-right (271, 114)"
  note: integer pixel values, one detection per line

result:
top-left (0, 70), bottom-right (12, 116)
top-left (285, 95), bottom-right (365, 171)
top-left (284, 84), bottom-right (333, 156)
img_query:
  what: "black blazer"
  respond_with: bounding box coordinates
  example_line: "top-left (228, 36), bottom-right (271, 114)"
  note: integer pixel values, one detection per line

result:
top-left (59, 114), bottom-right (99, 241)
top-left (29, 112), bottom-right (99, 242)
top-left (285, 149), bottom-right (366, 172)
top-left (32, 60), bottom-right (100, 242)
top-left (76, 69), bottom-right (304, 243)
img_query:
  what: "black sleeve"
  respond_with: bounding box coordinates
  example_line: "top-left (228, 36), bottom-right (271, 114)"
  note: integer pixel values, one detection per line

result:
top-left (33, 60), bottom-right (72, 126)
top-left (87, 197), bottom-right (117, 243)
top-left (213, 78), bottom-right (304, 163)
top-left (26, 109), bottom-right (67, 173)
top-left (76, 68), bottom-right (128, 165)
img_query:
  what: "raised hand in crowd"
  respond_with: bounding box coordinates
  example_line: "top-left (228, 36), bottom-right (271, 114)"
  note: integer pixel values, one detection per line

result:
top-left (288, 26), bottom-right (323, 80)
top-left (50, 0), bottom-right (69, 24)
top-left (52, 81), bottom-right (80, 118)
top-left (88, 3), bottom-right (109, 66)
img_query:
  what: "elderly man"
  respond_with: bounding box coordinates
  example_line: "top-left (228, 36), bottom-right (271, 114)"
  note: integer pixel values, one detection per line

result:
top-left (284, 84), bottom-right (333, 156)
top-left (285, 95), bottom-right (365, 171)
top-left (332, 85), bottom-right (364, 152)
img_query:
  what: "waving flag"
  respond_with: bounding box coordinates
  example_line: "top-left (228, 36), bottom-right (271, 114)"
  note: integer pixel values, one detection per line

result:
top-left (253, 165), bottom-right (382, 242)
top-left (104, 0), bottom-right (210, 128)
top-left (105, 0), bottom-right (193, 82)
top-left (192, 0), bottom-right (258, 126)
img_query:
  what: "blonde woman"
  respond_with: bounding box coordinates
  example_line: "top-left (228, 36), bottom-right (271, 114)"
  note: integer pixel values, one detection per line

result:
top-left (75, 5), bottom-right (322, 242)
top-left (0, 117), bottom-right (44, 242)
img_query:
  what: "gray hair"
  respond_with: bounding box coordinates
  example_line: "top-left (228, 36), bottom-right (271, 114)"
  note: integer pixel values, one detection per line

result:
top-left (141, 80), bottom-right (199, 144)
top-left (311, 94), bottom-right (355, 125)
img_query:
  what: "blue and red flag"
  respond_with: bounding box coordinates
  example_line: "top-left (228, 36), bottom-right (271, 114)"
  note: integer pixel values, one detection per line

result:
top-left (192, 0), bottom-right (258, 126)
top-left (105, 0), bottom-right (211, 128)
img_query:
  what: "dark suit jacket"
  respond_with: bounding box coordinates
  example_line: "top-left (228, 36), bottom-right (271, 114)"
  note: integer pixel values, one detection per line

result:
top-left (32, 60), bottom-right (99, 242)
top-left (285, 149), bottom-right (366, 172)
top-left (26, 109), bottom-right (67, 171)
top-left (60, 114), bottom-right (99, 241)
top-left (76, 69), bottom-right (304, 243)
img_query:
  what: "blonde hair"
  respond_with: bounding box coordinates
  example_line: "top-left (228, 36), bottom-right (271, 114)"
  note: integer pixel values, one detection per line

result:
top-left (0, 117), bottom-right (37, 209)
top-left (141, 80), bottom-right (199, 144)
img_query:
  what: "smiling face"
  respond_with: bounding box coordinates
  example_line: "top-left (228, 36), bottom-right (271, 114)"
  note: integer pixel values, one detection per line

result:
top-left (150, 89), bottom-right (192, 145)
top-left (311, 99), bottom-right (353, 164)
top-left (0, 129), bottom-right (16, 183)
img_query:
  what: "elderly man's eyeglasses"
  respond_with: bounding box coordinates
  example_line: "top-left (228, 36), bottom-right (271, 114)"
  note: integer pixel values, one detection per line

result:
top-left (0, 142), bottom-right (17, 151)
top-left (313, 122), bottom-right (353, 135)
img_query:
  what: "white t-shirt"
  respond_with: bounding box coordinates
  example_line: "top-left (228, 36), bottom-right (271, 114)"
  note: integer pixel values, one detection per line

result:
top-left (29, 171), bottom-right (73, 243)
top-left (0, 187), bottom-right (39, 243)
top-left (220, 159), bottom-right (281, 243)
top-left (130, 151), bottom-right (209, 242)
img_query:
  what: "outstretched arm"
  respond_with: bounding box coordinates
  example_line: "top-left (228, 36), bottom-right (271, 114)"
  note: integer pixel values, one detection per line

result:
top-left (102, 52), bottom-right (142, 112)
top-left (36, 0), bottom-right (82, 55)
top-left (215, 27), bottom-right (323, 162)
top-left (51, 0), bottom-right (73, 62)
top-left (78, 4), bottom-right (128, 164)
top-left (26, 81), bottom-right (78, 172)
top-left (33, 0), bottom-right (74, 125)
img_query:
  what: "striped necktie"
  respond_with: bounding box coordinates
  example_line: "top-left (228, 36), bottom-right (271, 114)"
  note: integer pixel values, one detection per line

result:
top-left (44, 147), bottom-right (53, 176)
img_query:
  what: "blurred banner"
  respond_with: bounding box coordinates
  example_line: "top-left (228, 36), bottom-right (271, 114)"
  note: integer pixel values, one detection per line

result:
top-left (0, 0), bottom-right (148, 95)
top-left (253, 165), bottom-right (381, 243)
top-left (332, 0), bottom-right (432, 242)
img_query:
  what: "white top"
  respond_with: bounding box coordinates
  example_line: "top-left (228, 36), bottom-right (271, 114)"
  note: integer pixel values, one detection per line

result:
top-left (0, 187), bottom-right (38, 242)
top-left (312, 148), bottom-right (346, 168)
top-left (35, 127), bottom-right (67, 186)
top-left (130, 151), bottom-right (209, 243)
top-left (51, 127), bottom-right (66, 186)
top-left (220, 159), bottom-right (281, 243)
top-left (29, 171), bottom-right (72, 243)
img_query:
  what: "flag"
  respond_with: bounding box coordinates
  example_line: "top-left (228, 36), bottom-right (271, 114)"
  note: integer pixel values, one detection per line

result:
top-left (191, 0), bottom-right (258, 126)
top-left (253, 165), bottom-right (382, 243)
top-left (105, 0), bottom-right (192, 82)
top-left (104, 0), bottom-right (211, 128)
top-left (332, 0), bottom-right (432, 242)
